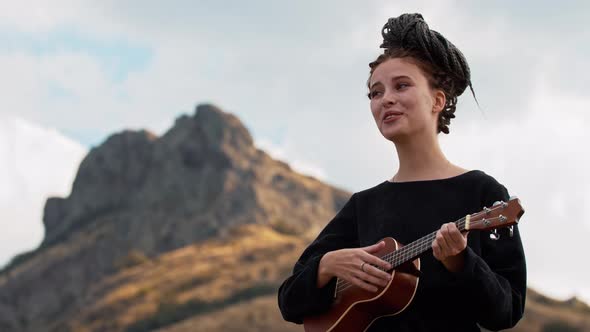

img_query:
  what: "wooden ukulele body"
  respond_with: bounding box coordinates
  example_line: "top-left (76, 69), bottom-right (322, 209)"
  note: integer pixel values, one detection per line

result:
top-left (303, 237), bottom-right (420, 332)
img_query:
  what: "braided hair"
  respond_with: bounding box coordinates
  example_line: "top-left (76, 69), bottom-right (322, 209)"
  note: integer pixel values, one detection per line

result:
top-left (367, 13), bottom-right (478, 134)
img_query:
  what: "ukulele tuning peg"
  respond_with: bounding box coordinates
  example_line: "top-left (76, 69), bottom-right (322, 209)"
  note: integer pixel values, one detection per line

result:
top-left (489, 229), bottom-right (501, 241)
top-left (509, 226), bottom-right (514, 237)
top-left (493, 200), bottom-right (508, 209)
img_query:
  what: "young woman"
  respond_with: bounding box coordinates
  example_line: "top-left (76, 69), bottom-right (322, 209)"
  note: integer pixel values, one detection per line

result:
top-left (277, 13), bottom-right (526, 332)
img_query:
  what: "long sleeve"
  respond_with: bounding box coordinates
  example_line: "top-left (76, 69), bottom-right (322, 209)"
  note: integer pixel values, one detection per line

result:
top-left (277, 193), bottom-right (360, 324)
top-left (455, 181), bottom-right (527, 331)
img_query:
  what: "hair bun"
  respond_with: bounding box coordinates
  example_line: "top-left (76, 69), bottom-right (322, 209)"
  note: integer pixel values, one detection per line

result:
top-left (379, 13), bottom-right (428, 50)
top-left (378, 13), bottom-right (474, 99)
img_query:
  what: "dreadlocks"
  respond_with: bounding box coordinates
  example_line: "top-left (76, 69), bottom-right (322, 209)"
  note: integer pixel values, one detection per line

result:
top-left (367, 13), bottom-right (478, 134)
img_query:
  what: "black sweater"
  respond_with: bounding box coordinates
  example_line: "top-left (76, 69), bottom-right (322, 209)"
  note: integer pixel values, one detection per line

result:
top-left (277, 170), bottom-right (527, 332)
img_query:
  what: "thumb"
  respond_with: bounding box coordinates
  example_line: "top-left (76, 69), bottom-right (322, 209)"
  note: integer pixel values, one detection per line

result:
top-left (362, 240), bottom-right (385, 253)
top-left (462, 231), bottom-right (469, 240)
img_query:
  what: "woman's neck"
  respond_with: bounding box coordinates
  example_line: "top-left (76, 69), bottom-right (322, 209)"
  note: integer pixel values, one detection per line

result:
top-left (392, 132), bottom-right (457, 182)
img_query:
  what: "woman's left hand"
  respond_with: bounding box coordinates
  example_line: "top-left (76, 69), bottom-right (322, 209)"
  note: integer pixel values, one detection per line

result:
top-left (432, 222), bottom-right (468, 273)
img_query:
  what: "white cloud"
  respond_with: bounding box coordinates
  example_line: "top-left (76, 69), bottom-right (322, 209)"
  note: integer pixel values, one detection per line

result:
top-left (0, 50), bottom-right (132, 139)
top-left (254, 138), bottom-right (327, 181)
top-left (0, 115), bottom-right (86, 267)
top-left (0, 52), bottom-right (43, 118)
top-left (0, 1), bottom-right (78, 32)
top-left (440, 75), bottom-right (590, 302)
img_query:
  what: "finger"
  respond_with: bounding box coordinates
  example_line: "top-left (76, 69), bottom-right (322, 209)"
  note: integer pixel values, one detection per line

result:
top-left (436, 230), bottom-right (452, 257)
top-left (441, 223), bottom-right (462, 250)
top-left (354, 269), bottom-right (389, 288)
top-left (350, 275), bottom-right (378, 292)
top-left (362, 241), bottom-right (385, 254)
top-left (361, 251), bottom-right (392, 271)
top-left (443, 223), bottom-right (466, 255)
top-left (364, 264), bottom-right (393, 283)
top-left (432, 240), bottom-right (441, 261)
top-left (447, 223), bottom-right (466, 249)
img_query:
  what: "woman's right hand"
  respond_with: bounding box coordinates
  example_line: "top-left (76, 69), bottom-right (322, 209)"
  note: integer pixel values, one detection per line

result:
top-left (317, 241), bottom-right (392, 292)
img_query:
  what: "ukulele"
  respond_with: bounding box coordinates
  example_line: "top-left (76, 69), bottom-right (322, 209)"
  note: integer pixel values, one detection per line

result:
top-left (303, 197), bottom-right (525, 332)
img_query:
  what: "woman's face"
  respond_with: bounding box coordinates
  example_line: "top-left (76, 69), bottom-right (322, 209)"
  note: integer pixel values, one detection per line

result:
top-left (368, 57), bottom-right (445, 142)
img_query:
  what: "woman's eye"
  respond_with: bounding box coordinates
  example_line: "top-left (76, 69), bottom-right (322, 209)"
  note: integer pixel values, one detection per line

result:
top-left (370, 91), bottom-right (382, 98)
top-left (397, 83), bottom-right (409, 90)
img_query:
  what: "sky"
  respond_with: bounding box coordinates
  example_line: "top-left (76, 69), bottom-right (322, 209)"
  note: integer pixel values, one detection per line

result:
top-left (0, 0), bottom-right (589, 303)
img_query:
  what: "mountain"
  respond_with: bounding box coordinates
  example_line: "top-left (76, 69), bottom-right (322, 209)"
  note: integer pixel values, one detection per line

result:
top-left (0, 104), bottom-right (588, 332)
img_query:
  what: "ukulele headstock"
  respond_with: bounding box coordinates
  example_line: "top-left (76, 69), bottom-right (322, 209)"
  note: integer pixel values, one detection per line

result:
top-left (465, 196), bottom-right (524, 233)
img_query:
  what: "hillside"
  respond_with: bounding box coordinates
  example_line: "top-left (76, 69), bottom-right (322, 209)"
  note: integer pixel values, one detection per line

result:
top-left (37, 224), bottom-right (590, 331)
top-left (0, 104), bottom-right (348, 332)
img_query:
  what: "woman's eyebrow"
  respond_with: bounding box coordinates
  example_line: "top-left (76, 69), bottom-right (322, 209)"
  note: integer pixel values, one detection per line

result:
top-left (370, 75), bottom-right (412, 89)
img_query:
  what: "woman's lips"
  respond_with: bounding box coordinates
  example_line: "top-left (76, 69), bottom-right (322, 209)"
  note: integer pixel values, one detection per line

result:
top-left (383, 112), bottom-right (403, 123)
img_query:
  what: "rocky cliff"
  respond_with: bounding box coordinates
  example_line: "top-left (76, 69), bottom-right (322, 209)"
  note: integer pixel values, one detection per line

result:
top-left (0, 104), bottom-right (349, 332)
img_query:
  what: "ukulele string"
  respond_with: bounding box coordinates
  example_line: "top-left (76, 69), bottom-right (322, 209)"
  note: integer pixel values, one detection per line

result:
top-left (334, 209), bottom-right (505, 295)
top-left (335, 219), bottom-right (462, 294)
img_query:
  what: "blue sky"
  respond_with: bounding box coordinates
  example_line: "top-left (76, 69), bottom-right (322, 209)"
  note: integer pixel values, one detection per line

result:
top-left (0, 26), bottom-right (153, 145)
top-left (0, 0), bottom-right (589, 303)
top-left (0, 28), bottom-right (152, 82)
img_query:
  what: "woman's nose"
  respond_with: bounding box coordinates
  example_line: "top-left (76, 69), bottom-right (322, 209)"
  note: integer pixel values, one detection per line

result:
top-left (381, 88), bottom-right (397, 106)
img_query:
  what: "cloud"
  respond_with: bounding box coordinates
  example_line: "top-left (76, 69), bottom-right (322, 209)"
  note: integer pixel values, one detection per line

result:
top-left (440, 74), bottom-right (590, 301)
top-left (0, 115), bottom-right (87, 267)
top-left (254, 138), bottom-right (328, 181)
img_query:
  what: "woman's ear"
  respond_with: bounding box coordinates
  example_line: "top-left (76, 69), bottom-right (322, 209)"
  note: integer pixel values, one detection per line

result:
top-left (432, 89), bottom-right (446, 113)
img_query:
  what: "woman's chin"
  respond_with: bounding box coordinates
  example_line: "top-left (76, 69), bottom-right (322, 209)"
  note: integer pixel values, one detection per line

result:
top-left (380, 128), bottom-right (406, 142)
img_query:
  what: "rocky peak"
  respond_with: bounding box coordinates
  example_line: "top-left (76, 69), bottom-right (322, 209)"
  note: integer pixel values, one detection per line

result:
top-left (162, 104), bottom-right (256, 165)
top-left (41, 104), bottom-right (260, 247)
top-left (194, 103), bottom-right (254, 151)
top-left (43, 129), bottom-right (157, 245)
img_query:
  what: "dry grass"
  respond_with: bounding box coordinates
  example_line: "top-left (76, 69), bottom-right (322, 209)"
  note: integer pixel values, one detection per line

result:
top-left (54, 223), bottom-right (590, 332)
top-left (59, 224), bottom-right (304, 331)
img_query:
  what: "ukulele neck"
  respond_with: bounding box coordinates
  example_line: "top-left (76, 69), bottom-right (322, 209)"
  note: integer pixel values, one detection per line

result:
top-left (385, 217), bottom-right (468, 268)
